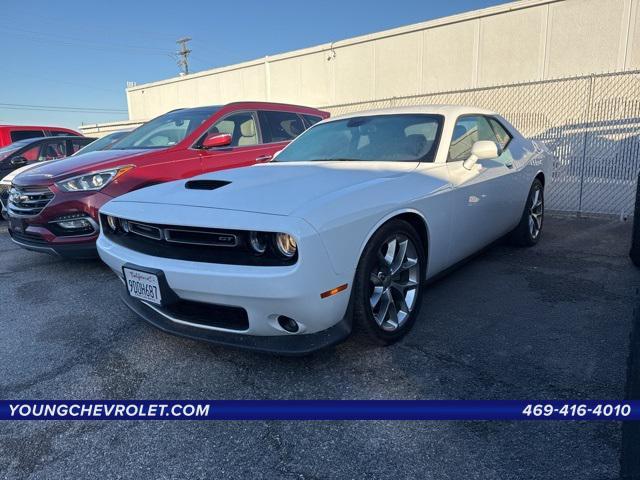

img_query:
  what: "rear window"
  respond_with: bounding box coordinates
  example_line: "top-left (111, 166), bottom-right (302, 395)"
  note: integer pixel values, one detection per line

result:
top-left (258, 111), bottom-right (306, 143)
top-left (10, 130), bottom-right (45, 142)
top-left (302, 114), bottom-right (323, 127)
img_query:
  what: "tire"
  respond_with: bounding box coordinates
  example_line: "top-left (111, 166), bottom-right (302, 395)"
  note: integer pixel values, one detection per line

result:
top-left (352, 219), bottom-right (426, 345)
top-left (510, 178), bottom-right (544, 247)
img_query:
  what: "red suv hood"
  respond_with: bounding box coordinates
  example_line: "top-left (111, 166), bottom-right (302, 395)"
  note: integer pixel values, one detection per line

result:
top-left (12, 149), bottom-right (153, 186)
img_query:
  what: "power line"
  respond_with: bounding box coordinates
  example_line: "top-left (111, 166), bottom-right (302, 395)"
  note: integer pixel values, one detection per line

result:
top-left (3, 71), bottom-right (123, 94)
top-left (0, 26), bottom-right (173, 57)
top-left (0, 103), bottom-right (127, 113)
top-left (0, 23), bottom-right (172, 53)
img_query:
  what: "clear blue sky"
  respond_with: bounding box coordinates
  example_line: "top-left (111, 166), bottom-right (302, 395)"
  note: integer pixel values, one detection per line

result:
top-left (1, 0), bottom-right (509, 130)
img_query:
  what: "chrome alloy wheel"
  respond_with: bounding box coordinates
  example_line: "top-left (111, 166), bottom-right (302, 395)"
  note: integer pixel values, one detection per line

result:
top-left (368, 234), bottom-right (420, 332)
top-left (529, 187), bottom-right (544, 239)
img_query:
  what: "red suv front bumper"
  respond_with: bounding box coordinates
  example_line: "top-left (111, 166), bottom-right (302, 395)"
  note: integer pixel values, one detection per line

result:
top-left (7, 184), bottom-right (112, 259)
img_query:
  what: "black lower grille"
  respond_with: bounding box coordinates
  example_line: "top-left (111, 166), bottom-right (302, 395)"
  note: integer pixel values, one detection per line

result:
top-left (160, 300), bottom-right (249, 331)
top-left (10, 230), bottom-right (48, 245)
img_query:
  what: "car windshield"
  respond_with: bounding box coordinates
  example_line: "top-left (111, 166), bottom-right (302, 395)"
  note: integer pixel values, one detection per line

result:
top-left (73, 131), bottom-right (130, 155)
top-left (275, 114), bottom-right (443, 163)
top-left (111, 106), bottom-right (221, 150)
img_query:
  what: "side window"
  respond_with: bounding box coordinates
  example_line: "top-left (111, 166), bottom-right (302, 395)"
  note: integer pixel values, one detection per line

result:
top-left (71, 139), bottom-right (90, 153)
top-left (448, 116), bottom-right (499, 162)
top-left (302, 114), bottom-right (323, 128)
top-left (10, 130), bottom-right (45, 142)
top-left (258, 111), bottom-right (305, 143)
top-left (488, 118), bottom-right (512, 150)
top-left (209, 112), bottom-right (258, 147)
top-left (19, 145), bottom-right (40, 161)
top-left (39, 140), bottom-right (68, 161)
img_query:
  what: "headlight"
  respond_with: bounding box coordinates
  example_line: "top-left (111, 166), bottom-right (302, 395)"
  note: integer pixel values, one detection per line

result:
top-left (275, 233), bottom-right (297, 258)
top-left (249, 231), bottom-right (267, 254)
top-left (56, 165), bottom-right (134, 192)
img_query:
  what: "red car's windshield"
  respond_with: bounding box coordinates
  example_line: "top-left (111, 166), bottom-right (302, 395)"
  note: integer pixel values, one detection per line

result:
top-left (111, 106), bottom-right (221, 150)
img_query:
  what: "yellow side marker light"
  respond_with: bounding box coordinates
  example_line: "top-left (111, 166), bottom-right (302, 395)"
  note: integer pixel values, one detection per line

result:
top-left (320, 284), bottom-right (348, 299)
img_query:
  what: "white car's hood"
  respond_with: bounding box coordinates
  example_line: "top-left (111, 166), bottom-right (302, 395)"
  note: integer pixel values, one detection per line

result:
top-left (112, 161), bottom-right (418, 216)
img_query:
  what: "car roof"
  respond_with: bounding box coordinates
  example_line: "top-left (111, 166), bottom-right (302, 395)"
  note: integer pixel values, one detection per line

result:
top-left (10, 136), bottom-right (94, 147)
top-left (328, 105), bottom-right (498, 121)
top-left (0, 124), bottom-right (78, 130)
top-left (224, 101), bottom-right (327, 112)
top-left (170, 102), bottom-right (326, 112)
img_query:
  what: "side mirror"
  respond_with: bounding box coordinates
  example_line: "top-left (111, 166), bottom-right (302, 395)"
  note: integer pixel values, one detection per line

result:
top-left (463, 141), bottom-right (499, 170)
top-left (10, 156), bottom-right (28, 167)
top-left (202, 133), bottom-right (232, 149)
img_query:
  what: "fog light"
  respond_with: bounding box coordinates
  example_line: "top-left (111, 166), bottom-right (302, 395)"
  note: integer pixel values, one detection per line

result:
top-left (57, 218), bottom-right (92, 230)
top-left (277, 315), bottom-right (299, 333)
top-left (106, 215), bottom-right (118, 232)
top-left (249, 231), bottom-right (267, 254)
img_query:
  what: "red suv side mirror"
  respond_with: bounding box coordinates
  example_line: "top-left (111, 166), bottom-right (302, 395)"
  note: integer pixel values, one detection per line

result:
top-left (202, 133), bottom-right (232, 149)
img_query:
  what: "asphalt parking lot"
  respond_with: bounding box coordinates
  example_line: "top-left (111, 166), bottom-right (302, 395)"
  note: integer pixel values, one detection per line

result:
top-left (0, 214), bottom-right (638, 479)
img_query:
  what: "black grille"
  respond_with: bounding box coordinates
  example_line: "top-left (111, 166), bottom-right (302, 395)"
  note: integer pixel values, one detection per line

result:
top-left (9, 230), bottom-right (48, 245)
top-left (8, 185), bottom-right (54, 217)
top-left (101, 215), bottom-right (297, 266)
top-left (159, 300), bottom-right (249, 331)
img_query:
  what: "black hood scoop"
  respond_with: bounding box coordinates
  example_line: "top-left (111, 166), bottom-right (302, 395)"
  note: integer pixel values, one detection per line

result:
top-left (185, 180), bottom-right (231, 191)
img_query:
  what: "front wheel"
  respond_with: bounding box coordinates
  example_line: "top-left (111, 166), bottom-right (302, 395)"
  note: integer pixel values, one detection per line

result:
top-left (352, 219), bottom-right (425, 345)
top-left (510, 178), bottom-right (544, 247)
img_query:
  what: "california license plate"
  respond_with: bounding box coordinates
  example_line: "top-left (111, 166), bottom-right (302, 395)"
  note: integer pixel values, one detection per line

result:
top-left (124, 267), bottom-right (162, 305)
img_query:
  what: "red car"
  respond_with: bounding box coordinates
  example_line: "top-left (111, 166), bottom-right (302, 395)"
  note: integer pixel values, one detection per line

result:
top-left (7, 102), bottom-right (328, 258)
top-left (0, 125), bottom-right (82, 148)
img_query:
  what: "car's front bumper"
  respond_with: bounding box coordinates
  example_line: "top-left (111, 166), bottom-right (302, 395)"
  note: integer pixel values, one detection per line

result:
top-left (6, 189), bottom-right (112, 258)
top-left (97, 215), bottom-right (354, 354)
top-left (120, 290), bottom-right (351, 355)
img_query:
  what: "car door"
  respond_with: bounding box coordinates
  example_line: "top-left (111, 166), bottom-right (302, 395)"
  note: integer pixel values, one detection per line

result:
top-left (198, 111), bottom-right (270, 173)
top-left (446, 115), bottom-right (517, 262)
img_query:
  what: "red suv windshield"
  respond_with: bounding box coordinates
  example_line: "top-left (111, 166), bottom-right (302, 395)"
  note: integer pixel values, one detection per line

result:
top-left (111, 106), bottom-right (221, 150)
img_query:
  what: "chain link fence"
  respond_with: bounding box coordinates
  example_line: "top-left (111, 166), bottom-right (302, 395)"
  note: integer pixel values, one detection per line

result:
top-left (323, 71), bottom-right (640, 216)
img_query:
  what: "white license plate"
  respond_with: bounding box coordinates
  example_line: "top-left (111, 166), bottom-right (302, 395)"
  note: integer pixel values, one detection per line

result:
top-left (124, 268), bottom-right (162, 305)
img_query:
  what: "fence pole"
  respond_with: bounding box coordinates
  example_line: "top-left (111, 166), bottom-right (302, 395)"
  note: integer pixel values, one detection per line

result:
top-left (577, 75), bottom-right (595, 216)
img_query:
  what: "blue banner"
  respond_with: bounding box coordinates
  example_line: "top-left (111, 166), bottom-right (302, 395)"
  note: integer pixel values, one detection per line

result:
top-left (0, 400), bottom-right (638, 420)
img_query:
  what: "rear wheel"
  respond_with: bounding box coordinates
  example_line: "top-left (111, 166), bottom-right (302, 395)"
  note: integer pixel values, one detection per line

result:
top-left (510, 179), bottom-right (544, 247)
top-left (352, 219), bottom-right (425, 345)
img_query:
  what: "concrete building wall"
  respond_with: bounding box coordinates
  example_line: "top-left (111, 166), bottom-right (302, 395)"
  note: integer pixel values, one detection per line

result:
top-left (82, 0), bottom-right (640, 134)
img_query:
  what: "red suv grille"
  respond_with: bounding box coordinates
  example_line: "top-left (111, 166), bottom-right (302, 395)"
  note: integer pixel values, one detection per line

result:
top-left (7, 185), bottom-right (54, 217)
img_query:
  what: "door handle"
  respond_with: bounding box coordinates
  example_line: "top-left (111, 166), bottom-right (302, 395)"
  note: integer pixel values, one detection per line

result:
top-left (256, 155), bottom-right (272, 163)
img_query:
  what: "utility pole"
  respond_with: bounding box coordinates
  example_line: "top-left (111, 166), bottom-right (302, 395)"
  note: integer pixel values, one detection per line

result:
top-left (176, 37), bottom-right (192, 75)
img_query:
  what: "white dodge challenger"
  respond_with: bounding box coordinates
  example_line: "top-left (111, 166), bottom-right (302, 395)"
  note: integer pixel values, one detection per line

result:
top-left (97, 106), bottom-right (552, 354)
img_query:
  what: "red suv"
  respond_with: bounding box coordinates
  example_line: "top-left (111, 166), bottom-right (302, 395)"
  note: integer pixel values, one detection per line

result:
top-left (0, 125), bottom-right (82, 148)
top-left (7, 102), bottom-right (328, 258)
